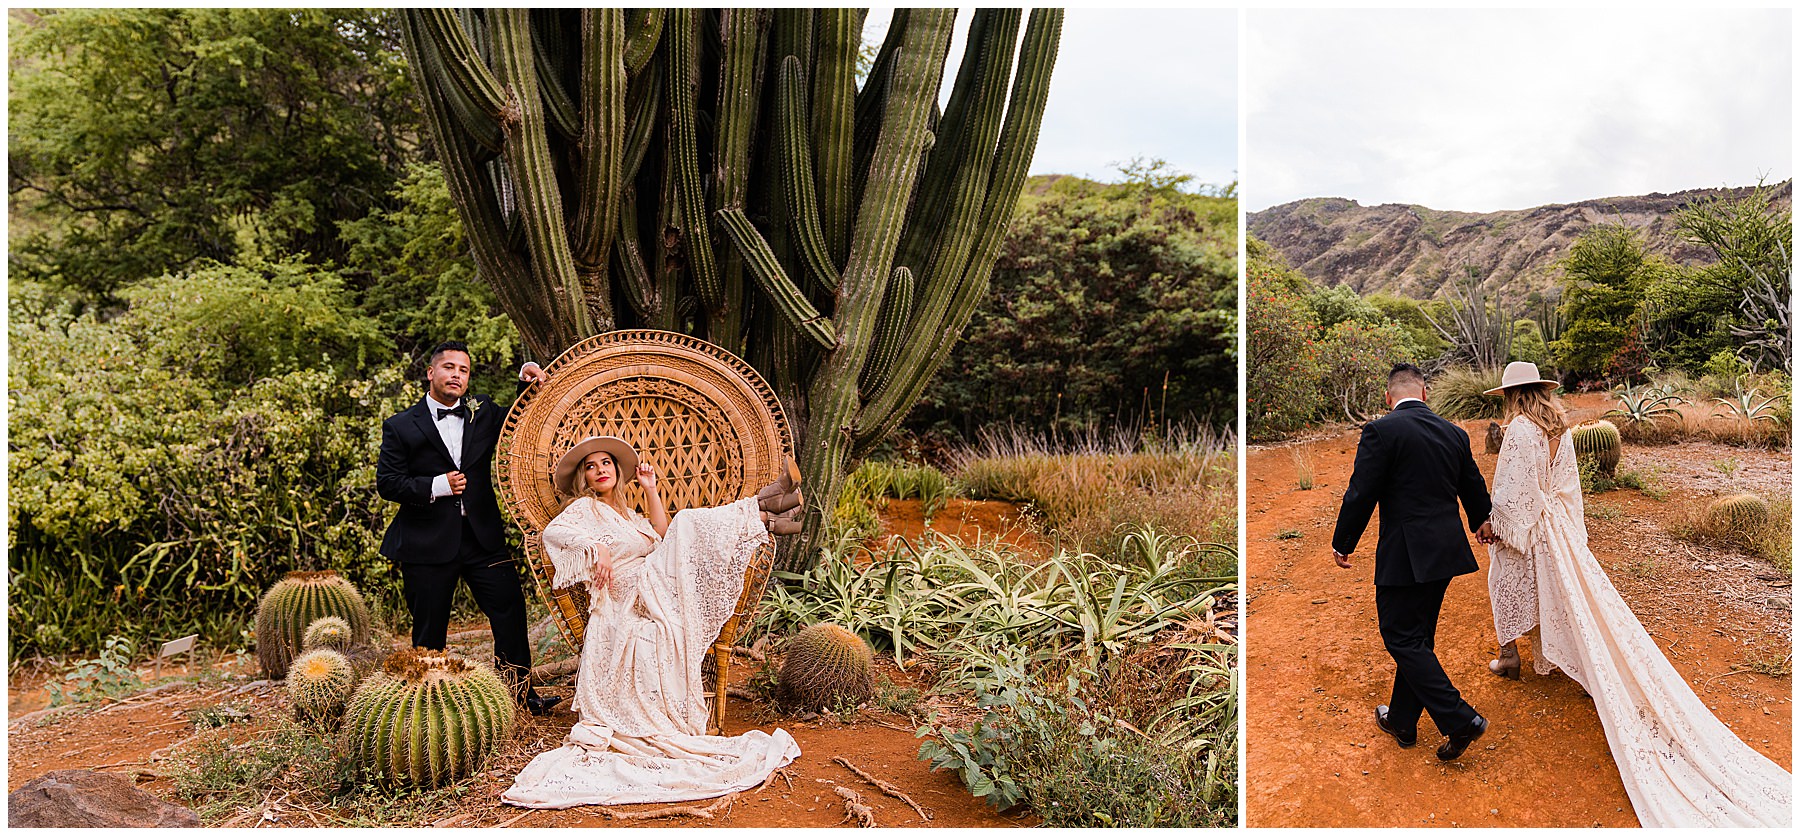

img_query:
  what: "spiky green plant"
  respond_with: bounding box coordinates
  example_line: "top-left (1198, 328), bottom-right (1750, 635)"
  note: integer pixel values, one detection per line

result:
top-left (399, 9), bottom-right (1063, 570)
top-left (778, 623), bottom-right (875, 711)
top-left (1606, 383), bottom-right (1685, 425)
top-left (1712, 386), bottom-right (1783, 424)
top-left (1571, 420), bottom-right (1622, 477)
top-left (1706, 493), bottom-right (1771, 533)
top-left (1428, 366), bottom-right (1503, 420)
top-left (254, 571), bottom-right (372, 679)
top-left (287, 648), bottom-right (356, 725)
top-left (342, 649), bottom-right (516, 787)
top-left (302, 616), bottom-right (354, 654)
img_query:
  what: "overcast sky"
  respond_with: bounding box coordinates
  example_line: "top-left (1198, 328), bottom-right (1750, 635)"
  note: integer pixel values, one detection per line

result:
top-left (865, 8), bottom-right (1239, 191)
top-left (1246, 8), bottom-right (1793, 212)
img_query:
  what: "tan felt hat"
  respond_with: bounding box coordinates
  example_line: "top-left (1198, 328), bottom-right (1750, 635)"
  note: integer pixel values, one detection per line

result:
top-left (1483, 361), bottom-right (1560, 395)
top-left (553, 436), bottom-right (639, 496)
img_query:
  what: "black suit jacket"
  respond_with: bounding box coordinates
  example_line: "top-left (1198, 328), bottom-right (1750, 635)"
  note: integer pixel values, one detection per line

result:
top-left (377, 393), bottom-right (506, 564)
top-left (1331, 400), bottom-right (1492, 586)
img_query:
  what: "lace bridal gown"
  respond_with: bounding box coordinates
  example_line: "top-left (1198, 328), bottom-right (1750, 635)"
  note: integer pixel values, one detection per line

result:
top-left (1486, 415), bottom-right (1791, 827)
top-left (502, 496), bottom-right (800, 808)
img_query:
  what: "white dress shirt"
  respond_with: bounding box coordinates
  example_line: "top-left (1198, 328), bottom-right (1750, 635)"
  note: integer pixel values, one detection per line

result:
top-left (425, 392), bottom-right (466, 513)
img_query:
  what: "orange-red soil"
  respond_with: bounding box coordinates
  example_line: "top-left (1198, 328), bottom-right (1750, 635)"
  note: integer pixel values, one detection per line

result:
top-left (1245, 395), bottom-right (1792, 827)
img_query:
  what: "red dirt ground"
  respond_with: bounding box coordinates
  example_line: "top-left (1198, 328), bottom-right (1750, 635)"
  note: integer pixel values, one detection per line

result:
top-left (6, 501), bottom-right (1046, 828)
top-left (1245, 394), bottom-right (1792, 827)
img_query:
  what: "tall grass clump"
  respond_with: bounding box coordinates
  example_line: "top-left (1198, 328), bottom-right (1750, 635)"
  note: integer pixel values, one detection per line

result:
top-left (1428, 366), bottom-right (1503, 420)
top-left (953, 424), bottom-right (1235, 550)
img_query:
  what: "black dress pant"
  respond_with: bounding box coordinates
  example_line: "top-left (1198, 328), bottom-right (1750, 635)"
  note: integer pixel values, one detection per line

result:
top-left (400, 517), bottom-right (532, 694)
top-left (1376, 578), bottom-right (1480, 737)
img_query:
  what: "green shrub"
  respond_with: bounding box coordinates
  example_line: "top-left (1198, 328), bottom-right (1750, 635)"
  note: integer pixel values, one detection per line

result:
top-left (1247, 257), bottom-right (1322, 439)
top-left (1428, 367), bottom-right (1503, 420)
top-left (1314, 319), bottom-right (1414, 420)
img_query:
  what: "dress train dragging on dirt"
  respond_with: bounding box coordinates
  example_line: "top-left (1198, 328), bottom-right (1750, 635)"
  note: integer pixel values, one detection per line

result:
top-left (1487, 415), bottom-right (1790, 827)
top-left (502, 496), bottom-right (799, 808)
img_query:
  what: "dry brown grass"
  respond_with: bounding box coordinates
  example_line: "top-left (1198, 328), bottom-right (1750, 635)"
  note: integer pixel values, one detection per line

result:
top-left (953, 425), bottom-right (1236, 549)
top-left (1672, 493), bottom-right (1793, 572)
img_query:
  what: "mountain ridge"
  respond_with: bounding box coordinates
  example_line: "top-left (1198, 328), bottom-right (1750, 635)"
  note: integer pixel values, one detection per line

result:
top-left (1247, 181), bottom-right (1792, 299)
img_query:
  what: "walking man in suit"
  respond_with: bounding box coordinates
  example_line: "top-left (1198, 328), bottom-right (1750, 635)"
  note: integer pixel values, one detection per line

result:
top-left (377, 340), bottom-right (560, 715)
top-left (1332, 363), bottom-right (1498, 760)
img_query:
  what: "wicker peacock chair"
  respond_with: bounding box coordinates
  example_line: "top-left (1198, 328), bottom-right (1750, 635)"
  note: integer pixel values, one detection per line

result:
top-left (496, 329), bottom-right (792, 733)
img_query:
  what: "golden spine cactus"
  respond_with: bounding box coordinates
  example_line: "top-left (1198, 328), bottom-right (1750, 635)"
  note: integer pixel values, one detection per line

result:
top-left (302, 616), bottom-right (354, 654)
top-left (288, 648), bottom-right (357, 725)
top-left (1706, 493), bottom-right (1770, 533)
top-left (778, 623), bottom-right (875, 711)
top-left (254, 571), bottom-right (372, 679)
top-left (342, 649), bottom-right (516, 787)
top-left (1571, 420), bottom-right (1622, 477)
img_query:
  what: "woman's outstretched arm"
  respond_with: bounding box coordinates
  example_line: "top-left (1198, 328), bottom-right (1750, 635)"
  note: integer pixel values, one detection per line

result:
top-left (637, 462), bottom-right (670, 537)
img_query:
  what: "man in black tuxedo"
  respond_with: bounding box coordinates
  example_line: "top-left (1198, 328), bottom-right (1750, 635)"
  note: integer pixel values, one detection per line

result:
top-left (376, 340), bottom-right (559, 715)
top-left (1331, 363), bottom-right (1498, 761)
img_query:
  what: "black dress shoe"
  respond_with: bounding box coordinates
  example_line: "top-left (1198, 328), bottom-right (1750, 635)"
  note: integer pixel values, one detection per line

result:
top-left (524, 693), bottom-right (563, 716)
top-left (1437, 715), bottom-right (1488, 761)
top-left (1374, 705), bottom-right (1417, 748)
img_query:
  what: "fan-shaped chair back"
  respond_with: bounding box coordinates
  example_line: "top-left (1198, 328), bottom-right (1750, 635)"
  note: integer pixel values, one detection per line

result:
top-left (496, 330), bottom-right (791, 730)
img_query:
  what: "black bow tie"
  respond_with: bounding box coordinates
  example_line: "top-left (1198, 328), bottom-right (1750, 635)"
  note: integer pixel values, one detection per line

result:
top-left (436, 404), bottom-right (468, 421)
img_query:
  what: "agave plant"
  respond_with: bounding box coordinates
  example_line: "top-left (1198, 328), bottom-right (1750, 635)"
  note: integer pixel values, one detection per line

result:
top-left (1711, 384), bottom-right (1783, 424)
top-left (1605, 383), bottom-right (1685, 425)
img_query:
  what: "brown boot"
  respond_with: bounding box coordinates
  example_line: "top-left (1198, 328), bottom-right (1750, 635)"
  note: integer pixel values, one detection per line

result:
top-left (762, 507), bottom-right (803, 536)
top-left (757, 458), bottom-right (803, 513)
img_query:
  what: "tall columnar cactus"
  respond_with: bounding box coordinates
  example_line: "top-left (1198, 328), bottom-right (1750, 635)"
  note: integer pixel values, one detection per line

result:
top-left (254, 571), bottom-right (372, 679)
top-left (288, 648), bottom-right (357, 725)
top-left (343, 649), bottom-right (517, 787)
top-left (1571, 420), bottom-right (1622, 477)
top-left (777, 623), bottom-right (875, 711)
top-left (400, 9), bottom-right (1063, 569)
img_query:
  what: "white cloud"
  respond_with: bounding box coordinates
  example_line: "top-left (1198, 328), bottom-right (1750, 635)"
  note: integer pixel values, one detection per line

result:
top-left (1247, 9), bottom-right (1792, 211)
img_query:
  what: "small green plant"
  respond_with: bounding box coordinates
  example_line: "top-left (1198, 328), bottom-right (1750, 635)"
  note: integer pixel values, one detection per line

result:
top-left (1428, 367), bottom-right (1504, 420)
top-left (170, 721), bottom-right (345, 821)
top-left (47, 636), bottom-right (142, 706)
top-left (1712, 385), bottom-right (1783, 424)
top-left (778, 623), bottom-right (876, 712)
top-left (1740, 646), bottom-right (1792, 678)
top-left (188, 703), bottom-right (254, 729)
top-left (873, 675), bottom-right (925, 720)
top-left (1290, 447), bottom-right (1314, 490)
top-left (1275, 529), bottom-right (1303, 540)
top-left (1606, 383), bottom-right (1685, 425)
top-left (1585, 502), bottom-right (1622, 521)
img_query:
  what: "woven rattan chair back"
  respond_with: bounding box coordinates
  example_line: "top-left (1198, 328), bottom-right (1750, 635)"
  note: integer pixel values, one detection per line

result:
top-left (496, 330), bottom-right (792, 732)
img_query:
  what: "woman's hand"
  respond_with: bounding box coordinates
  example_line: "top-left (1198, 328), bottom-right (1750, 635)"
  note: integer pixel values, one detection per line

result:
top-left (636, 462), bottom-right (657, 492)
top-left (592, 548), bottom-right (614, 591)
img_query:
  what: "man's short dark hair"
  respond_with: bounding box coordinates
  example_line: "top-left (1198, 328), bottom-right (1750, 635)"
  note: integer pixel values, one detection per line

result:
top-left (429, 340), bottom-right (471, 365)
top-left (1387, 363), bottom-right (1426, 390)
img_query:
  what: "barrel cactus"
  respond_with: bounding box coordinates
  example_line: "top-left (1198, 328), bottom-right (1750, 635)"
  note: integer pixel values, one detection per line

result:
top-left (343, 649), bottom-right (517, 787)
top-left (777, 623), bottom-right (875, 711)
top-left (288, 648), bottom-right (357, 725)
top-left (1706, 493), bottom-right (1770, 534)
top-left (302, 616), bottom-right (354, 654)
top-left (1571, 420), bottom-right (1622, 477)
top-left (254, 571), bottom-right (372, 679)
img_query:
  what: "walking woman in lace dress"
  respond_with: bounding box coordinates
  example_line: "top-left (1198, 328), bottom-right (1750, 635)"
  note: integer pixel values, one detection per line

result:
top-left (503, 436), bottom-right (803, 808)
top-left (1482, 362), bottom-right (1790, 827)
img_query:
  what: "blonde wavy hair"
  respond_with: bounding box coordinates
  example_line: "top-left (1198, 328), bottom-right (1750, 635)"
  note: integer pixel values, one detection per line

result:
top-left (1502, 383), bottom-right (1568, 440)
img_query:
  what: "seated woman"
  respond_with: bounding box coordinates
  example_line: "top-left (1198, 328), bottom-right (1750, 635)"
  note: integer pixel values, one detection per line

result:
top-left (503, 435), bottom-right (803, 809)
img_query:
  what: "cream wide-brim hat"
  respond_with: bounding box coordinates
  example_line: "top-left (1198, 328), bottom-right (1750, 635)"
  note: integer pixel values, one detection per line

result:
top-left (1483, 361), bottom-right (1560, 395)
top-left (552, 436), bottom-right (640, 496)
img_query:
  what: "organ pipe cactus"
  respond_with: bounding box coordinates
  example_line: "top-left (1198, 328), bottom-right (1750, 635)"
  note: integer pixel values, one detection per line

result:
top-left (1570, 420), bottom-right (1622, 477)
top-left (343, 649), bottom-right (517, 787)
top-left (400, 9), bottom-right (1063, 570)
top-left (254, 571), bottom-right (372, 679)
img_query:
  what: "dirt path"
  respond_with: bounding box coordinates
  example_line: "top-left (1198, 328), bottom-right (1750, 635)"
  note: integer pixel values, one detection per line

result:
top-left (1244, 402), bottom-right (1792, 828)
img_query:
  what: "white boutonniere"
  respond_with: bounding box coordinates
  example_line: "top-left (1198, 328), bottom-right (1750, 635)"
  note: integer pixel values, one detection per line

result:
top-left (466, 398), bottom-right (484, 421)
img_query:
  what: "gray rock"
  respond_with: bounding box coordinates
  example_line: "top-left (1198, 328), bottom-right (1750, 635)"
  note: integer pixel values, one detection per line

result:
top-left (7, 769), bottom-right (200, 828)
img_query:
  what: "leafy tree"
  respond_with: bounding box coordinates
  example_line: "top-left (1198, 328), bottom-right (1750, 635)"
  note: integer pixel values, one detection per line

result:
top-left (340, 163), bottom-right (526, 396)
top-left (1661, 182), bottom-right (1792, 373)
top-left (1508, 319), bottom-right (1546, 365)
top-left (913, 177), bottom-right (1236, 436)
top-left (1366, 292), bottom-right (1451, 360)
top-left (1314, 319), bottom-right (1413, 420)
top-left (9, 266), bottom-right (411, 656)
top-left (1246, 236), bottom-right (1322, 439)
top-left (8, 8), bottom-right (419, 295)
top-left (1550, 224), bottom-right (1662, 376)
top-left (1307, 284), bottom-right (1384, 330)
